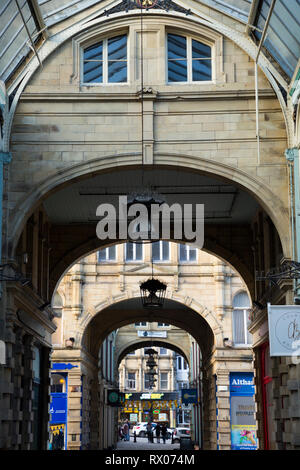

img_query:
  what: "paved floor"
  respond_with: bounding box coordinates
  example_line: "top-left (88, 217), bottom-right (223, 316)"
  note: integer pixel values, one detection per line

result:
top-left (116, 437), bottom-right (180, 450)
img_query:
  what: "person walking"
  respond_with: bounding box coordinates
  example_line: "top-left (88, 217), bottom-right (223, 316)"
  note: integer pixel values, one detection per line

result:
top-left (146, 420), bottom-right (152, 442)
top-left (161, 423), bottom-right (167, 444)
top-left (155, 423), bottom-right (161, 444)
top-left (123, 420), bottom-right (130, 441)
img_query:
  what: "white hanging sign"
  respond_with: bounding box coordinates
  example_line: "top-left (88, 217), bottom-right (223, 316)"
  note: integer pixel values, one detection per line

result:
top-left (137, 330), bottom-right (167, 338)
top-left (267, 303), bottom-right (300, 358)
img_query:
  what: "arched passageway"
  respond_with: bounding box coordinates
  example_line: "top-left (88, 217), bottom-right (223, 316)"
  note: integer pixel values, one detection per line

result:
top-left (50, 242), bottom-right (255, 450)
top-left (1, 1), bottom-right (296, 452)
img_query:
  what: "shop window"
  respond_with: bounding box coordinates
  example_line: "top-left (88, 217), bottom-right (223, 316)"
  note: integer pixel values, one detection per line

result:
top-left (232, 291), bottom-right (252, 346)
top-left (83, 34), bottom-right (127, 84)
top-left (98, 245), bottom-right (116, 262)
top-left (167, 33), bottom-right (212, 83)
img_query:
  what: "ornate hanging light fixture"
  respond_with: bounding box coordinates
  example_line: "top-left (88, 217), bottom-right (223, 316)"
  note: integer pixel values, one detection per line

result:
top-left (140, 278), bottom-right (167, 308)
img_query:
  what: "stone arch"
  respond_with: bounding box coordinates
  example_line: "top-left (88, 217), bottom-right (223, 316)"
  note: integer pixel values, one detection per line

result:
top-left (116, 340), bottom-right (190, 366)
top-left (9, 155), bottom-right (290, 269)
top-left (75, 288), bottom-right (223, 357)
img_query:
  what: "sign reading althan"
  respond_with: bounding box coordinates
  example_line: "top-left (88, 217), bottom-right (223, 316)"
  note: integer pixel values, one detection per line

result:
top-left (268, 303), bottom-right (300, 361)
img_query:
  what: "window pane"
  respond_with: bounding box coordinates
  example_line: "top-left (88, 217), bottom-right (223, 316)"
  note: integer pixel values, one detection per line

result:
top-left (192, 59), bottom-right (212, 81)
top-left (160, 348), bottom-right (167, 354)
top-left (108, 245), bottom-right (116, 260)
top-left (233, 291), bottom-right (251, 308)
top-left (188, 247), bottom-right (197, 261)
top-left (83, 42), bottom-right (103, 60)
top-left (233, 310), bottom-right (245, 344)
top-left (126, 242), bottom-right (133, 260)
top-left (168, 59), bottom-right (187, 82)
top-left (83, 61), bottom-right (102, 83)
top-left (192, 39), bottom-right (211, 59)
top-left (160, 372), bottom-right (168, 389)
top-left (108, 61), bottom-right (127, 82)
top-left (168, 34), bottom-right (187, 59)
top-left (135, 242), bottom-right (143, 260)
top-left (179, 244), bottom-right (187, 261)
top-left (152, 241), bottom-right (160, 261)
top-left (108, 35), bottom-right (127, 60)
top-left (162, 241), bottom-right (170, 260)
top-left (98, 249), bottom-right (106, 261)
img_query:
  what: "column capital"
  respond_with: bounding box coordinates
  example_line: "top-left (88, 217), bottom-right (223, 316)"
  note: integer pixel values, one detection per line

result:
top-left (285, 147), bottom-right (299, 162)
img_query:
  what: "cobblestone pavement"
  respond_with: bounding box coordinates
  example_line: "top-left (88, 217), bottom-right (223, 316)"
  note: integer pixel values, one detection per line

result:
top-left (116, 437), bottom-right (180, 450)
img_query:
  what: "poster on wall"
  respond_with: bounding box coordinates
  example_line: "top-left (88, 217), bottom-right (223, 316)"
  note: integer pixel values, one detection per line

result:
top-left (268, 304), bottom-right (300, 357)
top-left (230, 373), bottom-right (258, 450)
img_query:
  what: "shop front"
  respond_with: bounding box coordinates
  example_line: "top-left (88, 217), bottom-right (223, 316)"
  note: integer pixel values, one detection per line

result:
top-left (230, 372), bottom-right (258, 450)
top-left (120, 392), bottom-right (179, 427)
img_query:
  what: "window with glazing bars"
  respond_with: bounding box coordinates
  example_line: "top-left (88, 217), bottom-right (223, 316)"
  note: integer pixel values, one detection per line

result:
top-left (83, 34), bottom-right (127, 83)
top-left (152, 241), bottom-right (170, 261)
top-left (167, 33), bottom-right (212, 82)
top-left (98, 246), bottom-right (116, 261)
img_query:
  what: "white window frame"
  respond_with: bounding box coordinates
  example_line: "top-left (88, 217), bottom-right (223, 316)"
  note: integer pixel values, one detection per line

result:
top-left (152, 241), bottom-right (170, 262)
top-left (125, 242), bottom-right (144, 262)
top-left (232, 292), bottom-right (252, 347)
top-left (178, 244), bottom-right (198, 263)
top-left (160, 372), bottom-right (168, 390)
top-left (98, 246), bottom-right (116, 262)
top-left (81, 33), bottom-right (129, 86)
top-left (126, 372), bottom-right (136, 390)
top-left (157, 322), bottom-right (170, 328)
top-left (166, 32), bottom-right (214, 85)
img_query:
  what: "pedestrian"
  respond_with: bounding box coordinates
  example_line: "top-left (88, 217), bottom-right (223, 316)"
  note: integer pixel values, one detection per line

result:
top-left (155, 422), bottom-right (161, 443)
top-left (146, 420), bottom-right (152, 442)
top-left (123, 419), bottom-right (130, 441)
top-left (118, 424), bottom-right (124, 441)
top-left (161, 423), bottom-right (167, 444)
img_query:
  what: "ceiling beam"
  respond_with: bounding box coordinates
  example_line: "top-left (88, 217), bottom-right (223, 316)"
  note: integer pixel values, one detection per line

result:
top-left (14, 0), bottom-right (43, 68)
top-left (245, 0), bottom-right (261, 35)
top-left (29, 0), bottom-right (49, 38)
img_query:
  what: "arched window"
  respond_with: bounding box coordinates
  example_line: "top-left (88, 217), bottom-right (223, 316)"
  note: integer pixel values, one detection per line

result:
top-left (83, 34), bottom-right (127, 84)
top-left (167, 33), bottom-right (212, 83)
top-left (232, 291), bottom-right (252, 346)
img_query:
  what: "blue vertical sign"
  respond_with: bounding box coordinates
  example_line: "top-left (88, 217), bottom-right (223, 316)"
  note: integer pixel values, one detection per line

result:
top-left (230, 373), bottom-right (257, 450)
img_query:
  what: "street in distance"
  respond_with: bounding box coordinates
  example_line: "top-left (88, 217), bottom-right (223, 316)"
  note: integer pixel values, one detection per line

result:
top-left (104, 455), bottom-right (195, 466)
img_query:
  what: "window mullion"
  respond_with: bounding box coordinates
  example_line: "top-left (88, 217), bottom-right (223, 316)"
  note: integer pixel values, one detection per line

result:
top-left (104, 39), bottom-right (108, 84)
top-left (244, 309), bottom-right (247, 344)
top-left (187, 37), bottom-right (192, 82)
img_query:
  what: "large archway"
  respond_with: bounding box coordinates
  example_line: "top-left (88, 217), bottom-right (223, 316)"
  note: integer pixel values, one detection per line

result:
top-left (1, 3), bottom-right (294, 452)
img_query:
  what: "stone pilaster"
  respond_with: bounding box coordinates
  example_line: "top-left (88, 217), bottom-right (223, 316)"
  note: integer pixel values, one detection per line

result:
top-left (21, 335), bottom-right (34, 450)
